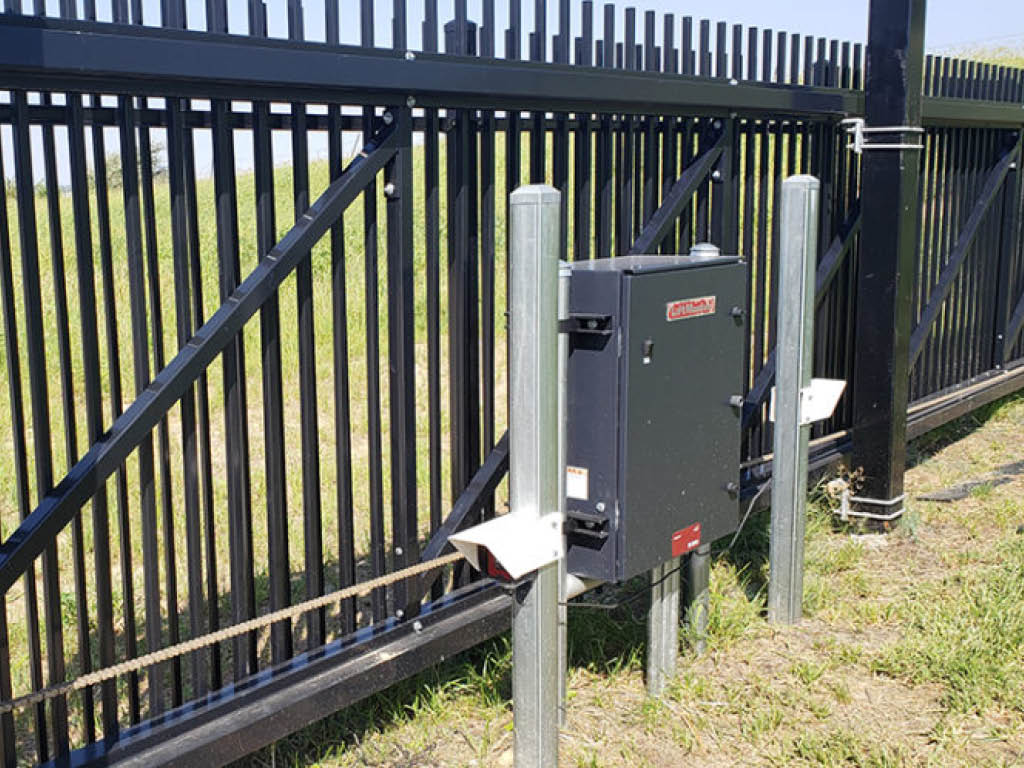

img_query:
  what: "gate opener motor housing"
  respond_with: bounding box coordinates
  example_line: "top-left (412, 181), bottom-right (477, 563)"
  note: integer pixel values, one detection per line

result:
top-left (564, 252), bottom-right (746, 582)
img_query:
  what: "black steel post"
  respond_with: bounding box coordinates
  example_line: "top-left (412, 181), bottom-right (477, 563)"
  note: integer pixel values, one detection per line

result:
top-left (850, 0), bottom-right (927, 516)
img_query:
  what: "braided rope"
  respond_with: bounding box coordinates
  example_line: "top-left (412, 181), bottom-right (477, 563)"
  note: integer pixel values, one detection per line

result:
top-left (0, 551), bottom-right (465, 716)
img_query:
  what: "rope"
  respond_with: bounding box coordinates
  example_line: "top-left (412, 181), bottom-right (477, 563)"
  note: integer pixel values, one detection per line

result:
top-left (0, 551), bottom-right (465, 715)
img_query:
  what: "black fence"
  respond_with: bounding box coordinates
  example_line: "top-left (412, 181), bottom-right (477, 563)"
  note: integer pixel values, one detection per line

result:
top-left (0, 0), bottom-right (1021, 764)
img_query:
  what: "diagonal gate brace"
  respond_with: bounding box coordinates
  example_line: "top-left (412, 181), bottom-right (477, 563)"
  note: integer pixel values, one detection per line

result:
top-left (0, 114), bottom-right (402, 596)
top-left (627, 125), bottom-right (726, 256)
top-left (908, 135), bottom-right (1022, 367)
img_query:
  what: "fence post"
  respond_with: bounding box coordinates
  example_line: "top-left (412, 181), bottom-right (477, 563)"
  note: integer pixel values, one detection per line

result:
top-left (767, 176), bottom-right (820, 625)
top-left (993, 138), bottom-right (1021, 369)
top-left (509, 185), bottom-right (562, 768)
top-left (850, 0), bottom-right (927, 519)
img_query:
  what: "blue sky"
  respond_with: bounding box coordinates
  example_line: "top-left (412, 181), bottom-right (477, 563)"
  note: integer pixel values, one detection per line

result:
top-left (89, 0), bottom-right (1021, 54)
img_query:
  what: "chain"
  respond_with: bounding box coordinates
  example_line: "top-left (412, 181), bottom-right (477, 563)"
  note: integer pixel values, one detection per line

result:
top-left (0, 552), bottom-right (465, 716)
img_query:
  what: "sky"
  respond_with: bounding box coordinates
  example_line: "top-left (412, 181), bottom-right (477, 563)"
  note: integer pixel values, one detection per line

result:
top-left (3, 0), bottom-right (1023, 185)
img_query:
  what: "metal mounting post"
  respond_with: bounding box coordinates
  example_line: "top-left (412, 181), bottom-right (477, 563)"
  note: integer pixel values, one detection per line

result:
top-left (767, 175), bottom-right (820, 625)
top-left (646, 558), bottom-right (680, 696)
top-left (556, 261), bottom-right (570, 727)
top-left (509, 185), bottom-right (561, 768)
top-left (684, 544), bottom-right (710, 654)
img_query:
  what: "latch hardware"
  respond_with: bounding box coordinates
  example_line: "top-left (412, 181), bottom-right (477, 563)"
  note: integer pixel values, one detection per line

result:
top-left (841, 118), bottom-right (924, 154)
top-left (559, 313), bottom-right (614, 336)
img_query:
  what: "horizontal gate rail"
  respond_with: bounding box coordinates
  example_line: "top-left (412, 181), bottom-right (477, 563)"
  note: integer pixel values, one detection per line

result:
top-left (908, 134), bottom-right (1023, 367)
top-left (921, 97), bottom-right (1024, 129)
top-left (907, 364), bottom-right (1024, 440)
top-left (0, 112), bottom-right (401, 597)
top-left (38, 582), bottom-right (510, 768)
top-left (0, 16), bottom-right (862, 117)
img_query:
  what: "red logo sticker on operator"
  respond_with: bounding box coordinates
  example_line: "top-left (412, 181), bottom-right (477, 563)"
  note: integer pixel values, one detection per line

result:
top-left (666, 295), bottom-right (716, 321)
top-left (671, 522), bottom-right (702, 557)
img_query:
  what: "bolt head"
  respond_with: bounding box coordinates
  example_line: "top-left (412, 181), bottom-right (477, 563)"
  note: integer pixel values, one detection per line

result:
top-left (713, 120), bottom-right (722, 130)
top-left (395, 609), bottom-right (405, 619)
top-left (595, 501), bottom-right (606, 512)
top-left (406, 95), bottom-right (417, 108)
top-left (413, 620), bottom-right (423, 632)
top-left (729, 78), bottom-right (738, 86)
top-left (395, 546), bottom-right (404, 556)
top-left (712, 169), bottom-right (722, 181)
top-left (382, 111), bottom-right (394, 125)
top-left (405, 50), bottom-right (416, 61)
top-left (383, 182), bottom-right (397, 197)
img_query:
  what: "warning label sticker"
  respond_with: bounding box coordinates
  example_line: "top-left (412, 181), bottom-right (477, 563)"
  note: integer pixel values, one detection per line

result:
top-left (671, 522), bottom-right (702, 557)
top-left (666, 295), bottom-right (717, 322)
top-left (566, 466), bottom-right (589, 500)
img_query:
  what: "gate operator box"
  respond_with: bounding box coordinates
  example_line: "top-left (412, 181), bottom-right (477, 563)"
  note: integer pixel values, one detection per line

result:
top-left (565, 253), bottom-right (746, 583)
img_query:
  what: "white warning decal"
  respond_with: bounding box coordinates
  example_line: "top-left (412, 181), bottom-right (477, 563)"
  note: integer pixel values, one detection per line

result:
top-left (566, 466), bottom-right (589, 500)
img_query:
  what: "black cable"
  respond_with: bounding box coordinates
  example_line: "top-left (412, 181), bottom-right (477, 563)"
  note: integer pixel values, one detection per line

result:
top-left (726, 480), bottom-right (771, 552)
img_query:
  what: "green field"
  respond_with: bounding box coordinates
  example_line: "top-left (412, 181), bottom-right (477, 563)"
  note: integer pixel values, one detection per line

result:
top-left (0, 125), bottom-right (529, 754)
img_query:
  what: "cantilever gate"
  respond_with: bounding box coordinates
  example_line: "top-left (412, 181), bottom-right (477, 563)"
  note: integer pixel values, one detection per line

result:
top-left (0, 0), bottom-right (1022, 764)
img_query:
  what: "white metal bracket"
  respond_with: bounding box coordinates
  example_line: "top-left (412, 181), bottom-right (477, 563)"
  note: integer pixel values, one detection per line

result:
top-left (769, 378), bottom-right (846, 426)
top-left (449, 512), bottom-right (563, 580)
top-left (841, 118), bottom-right (924, 154)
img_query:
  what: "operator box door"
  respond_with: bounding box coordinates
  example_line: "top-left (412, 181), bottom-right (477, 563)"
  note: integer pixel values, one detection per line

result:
top-left (618, 262), bottom-right (745, 576)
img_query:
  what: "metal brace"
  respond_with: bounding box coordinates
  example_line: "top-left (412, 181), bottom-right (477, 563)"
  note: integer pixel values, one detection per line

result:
top-left (832, 480), bottom-right (906, 521)
top-left (841, 118), bottom-right (924, 154)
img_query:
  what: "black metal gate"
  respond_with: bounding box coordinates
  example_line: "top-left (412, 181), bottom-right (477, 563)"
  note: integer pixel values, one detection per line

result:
top-left (0, 0), bottom-right (1021, 764)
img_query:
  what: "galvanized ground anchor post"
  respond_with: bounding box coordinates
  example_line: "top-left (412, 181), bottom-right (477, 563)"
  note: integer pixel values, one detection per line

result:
top-left (767, 175), bottom-right (820, 625)
top-left (509, 185), bottom-right (562, 768)
top-left (647, 558), bottom-right (680, 696)
top-left (684, 544), bottom-right (711, 654)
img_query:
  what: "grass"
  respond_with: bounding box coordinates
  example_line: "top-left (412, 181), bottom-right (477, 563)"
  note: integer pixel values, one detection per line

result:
top-left (0, 124), bottom-right (531, 754)
top-left (244, 390), bottom-right (1024, 767)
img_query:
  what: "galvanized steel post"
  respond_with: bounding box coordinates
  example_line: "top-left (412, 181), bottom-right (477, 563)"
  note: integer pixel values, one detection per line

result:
top-left (684, 544), bottom-right (710, 654)
top-left (557, 261), bottom-right (570, 727)
top-left (509, 185), bottom-right (562, 768)
top-left (647, 558), bottom-right (680, 696)
top-left (767, 175), bottom-right (820, 625)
